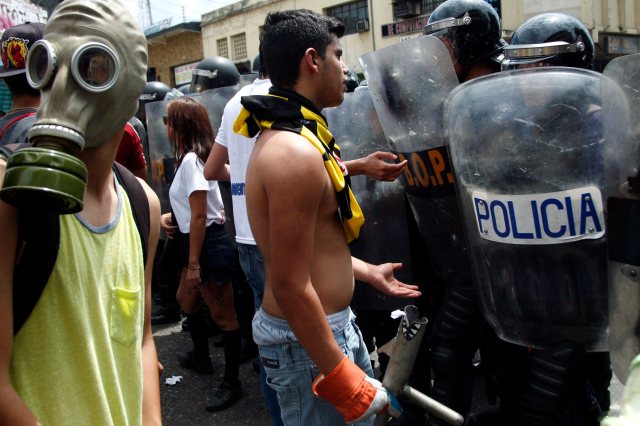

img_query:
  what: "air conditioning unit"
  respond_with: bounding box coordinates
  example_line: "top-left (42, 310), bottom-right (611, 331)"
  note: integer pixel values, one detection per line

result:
top-left (355, 19), bottom-right (370, 33)
top-left (393, 0), bottom-right (420, 19)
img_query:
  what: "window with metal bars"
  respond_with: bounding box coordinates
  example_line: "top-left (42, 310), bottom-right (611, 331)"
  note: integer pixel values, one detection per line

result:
top-left (421, 0), bottom-right (446, 15)
top-left (217, 38), bottom-right (229, 58)
top-left (231, 33), bottom-right (247, 61)
top-left (326, 0), bottom-right (368, 36)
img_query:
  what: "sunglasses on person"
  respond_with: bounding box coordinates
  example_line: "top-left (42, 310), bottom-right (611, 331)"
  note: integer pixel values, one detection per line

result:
top-left (162, 115), bottom-right (168, 125)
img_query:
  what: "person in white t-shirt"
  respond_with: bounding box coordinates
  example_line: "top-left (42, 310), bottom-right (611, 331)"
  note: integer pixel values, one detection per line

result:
top-left (161, 97), bottom-right (243, 412)
top-left (204, 64), bottom-right (283, 425)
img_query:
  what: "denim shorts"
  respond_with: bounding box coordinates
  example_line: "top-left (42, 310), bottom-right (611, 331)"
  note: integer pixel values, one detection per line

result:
top-left (252, 307), bottom-right (375, 426)
top-left (237, 243), bottom-right (265, 311)
top-left (179, 222), bottom-right (234, 284)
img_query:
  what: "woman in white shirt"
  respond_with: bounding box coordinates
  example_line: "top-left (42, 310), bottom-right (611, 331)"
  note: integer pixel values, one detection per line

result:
top-left (160, 97), bottom-right (243, 411)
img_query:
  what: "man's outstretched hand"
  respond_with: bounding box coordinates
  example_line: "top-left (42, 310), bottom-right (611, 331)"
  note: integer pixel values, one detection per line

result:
top-left (346, 151), bottom-right (408, 182)
top-left (361, 151), bottom-right (408, 182)
top-left (366, 262), bottom-right (421, 298)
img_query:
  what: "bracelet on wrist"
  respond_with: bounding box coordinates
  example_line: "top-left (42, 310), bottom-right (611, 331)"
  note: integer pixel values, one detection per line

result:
top-left (186, 264), bottom-right (200, 271)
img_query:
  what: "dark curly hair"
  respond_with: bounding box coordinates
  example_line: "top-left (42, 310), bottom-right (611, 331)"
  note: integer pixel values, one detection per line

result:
top-left (260, 9), bottom-right (345, 88)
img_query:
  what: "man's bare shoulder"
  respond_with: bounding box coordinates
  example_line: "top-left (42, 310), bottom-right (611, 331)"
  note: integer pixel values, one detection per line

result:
top-left (255, 130), bottom-right (323, 169)
top-left (252, 130), bottom-right (326, 189)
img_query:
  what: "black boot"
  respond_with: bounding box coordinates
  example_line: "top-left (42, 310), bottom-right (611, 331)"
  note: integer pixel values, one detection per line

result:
top-left (206, 381), bottom-right (243, 412)
top-left (178, 311), bottom-right (214, 375)
top-left (206, 329), bottom-right (243, 411)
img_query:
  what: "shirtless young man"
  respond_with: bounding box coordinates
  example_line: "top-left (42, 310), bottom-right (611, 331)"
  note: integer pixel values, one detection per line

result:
top-left (235, 9), bottom-right (421, 426)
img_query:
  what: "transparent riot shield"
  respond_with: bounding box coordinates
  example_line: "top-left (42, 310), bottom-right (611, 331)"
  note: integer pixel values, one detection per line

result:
top-left (445, 68), bottom-right (608, 351)
top-left (360, 36), bottom-right (461, 283)
top-left (240, 73), bottom-right (258, 88)
top-left (200, 86), bottom-right (240, 133)
top-left (200, 86), bottom-right (240, 242)
top-left (146, 99), bottom-right (173, 214)
top-left (325, 86), bottom-right (410, 310)
top-left (603, 53), bottom-right (640, 383)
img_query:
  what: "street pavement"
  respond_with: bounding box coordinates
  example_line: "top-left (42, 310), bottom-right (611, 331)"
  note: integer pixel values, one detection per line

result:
top-left (154, 322), bottom-right (625, 425)
top-left (154, 322), bottom-right (271, 425)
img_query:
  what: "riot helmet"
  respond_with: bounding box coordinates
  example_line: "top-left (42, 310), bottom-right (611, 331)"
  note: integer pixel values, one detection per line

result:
top-left (191, 56), bottom-right (240, 93)
top-left (345, 69), bottom-right (360, 93)
top-left (137, 80), bottom-right (170, 123)
top-left (423, 0), bottom-right (506, 66)
top-left (502, 13), bottom-right (595, 70)
top-left (140, 81), bottom-right (171, 102)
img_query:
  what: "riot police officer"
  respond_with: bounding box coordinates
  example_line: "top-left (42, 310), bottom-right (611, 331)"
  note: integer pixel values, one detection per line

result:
top-left (501, 13), bottom-right (595, 70)
top-left (138, 81), bottom-right (171, 125)
top-left (449, 13), bottom-right (610, 426)
top-left (423, 0), bottom-right (506, 83)
top-left (129, 80), bottom-right (181, 326)
top-left (413, 1), bottom-right (507, 424)
top-left (191, 56), bottom-right (240, 93)
top-left (345, 69), bottom-right (360, 93)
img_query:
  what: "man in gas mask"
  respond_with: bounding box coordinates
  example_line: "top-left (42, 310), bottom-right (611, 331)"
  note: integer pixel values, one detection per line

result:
top-left (0, 0), bottom-right (162, 424)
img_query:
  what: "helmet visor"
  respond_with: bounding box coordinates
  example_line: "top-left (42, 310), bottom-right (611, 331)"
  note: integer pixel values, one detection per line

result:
top-left (501, 40), bottom-right (586, 71)
top-left (423, 12), bottom-right (472, 36)
top-left (191, 68), bottom-right (220, 93)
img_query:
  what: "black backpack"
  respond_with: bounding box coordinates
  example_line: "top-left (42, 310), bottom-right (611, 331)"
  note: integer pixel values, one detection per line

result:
top-left (0, 143), bottom-right (150, 335)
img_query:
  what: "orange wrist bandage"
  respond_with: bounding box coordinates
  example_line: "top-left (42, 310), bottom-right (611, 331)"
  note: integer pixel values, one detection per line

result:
top-left (312, 356), bottom-right (389, 423)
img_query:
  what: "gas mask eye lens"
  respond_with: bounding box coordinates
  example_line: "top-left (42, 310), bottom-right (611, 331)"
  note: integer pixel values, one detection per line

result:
top-left (71, 42), bottom-right (120, 92)
top-left (26, 40), bottom-right (56, 89)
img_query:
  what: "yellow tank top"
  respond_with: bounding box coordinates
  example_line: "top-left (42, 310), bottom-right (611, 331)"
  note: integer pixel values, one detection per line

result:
top-left (10, 181), bottom-right (145, 425)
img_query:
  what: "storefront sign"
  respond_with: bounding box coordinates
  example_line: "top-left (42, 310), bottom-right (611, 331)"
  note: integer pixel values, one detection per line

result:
top-left (174, 61), bottom-right (199, 86)
top-left (382, 15), bottom-right (428, 38)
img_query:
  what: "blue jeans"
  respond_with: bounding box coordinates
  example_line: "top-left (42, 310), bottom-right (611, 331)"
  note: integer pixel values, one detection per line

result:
top-left (253, 307), bottom-right (375, 426)
top-left (237, 243), bottom-right (283, 426)
top-left (237, 243), bottom-right (264, 311)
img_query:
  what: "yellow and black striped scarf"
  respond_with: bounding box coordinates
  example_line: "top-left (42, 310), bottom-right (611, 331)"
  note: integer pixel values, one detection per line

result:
top-left (233, 87), bottom-right (364, 243)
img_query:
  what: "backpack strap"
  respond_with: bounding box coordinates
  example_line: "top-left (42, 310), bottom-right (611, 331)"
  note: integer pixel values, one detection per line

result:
top-left (3, 142), bottom-right (61, 335)
top-left (113, 162), bottom-right (150, 265)
top-left (13, 209), bottom-right (60, 335)
top-left (0, 111), bottom-right (36, 141)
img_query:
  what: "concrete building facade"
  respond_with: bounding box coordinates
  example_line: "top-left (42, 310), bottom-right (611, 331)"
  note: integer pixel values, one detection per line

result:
top-left (198, 0), bottom-right (640, 73)
top-left (145, 21), bottom-right (203, 88)
top-left (144, 0), bottom-right (640, 85)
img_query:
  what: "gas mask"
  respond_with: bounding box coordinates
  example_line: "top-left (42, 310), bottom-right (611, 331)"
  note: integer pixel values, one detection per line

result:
top-left (0, 0), bottom-right (147, 213)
